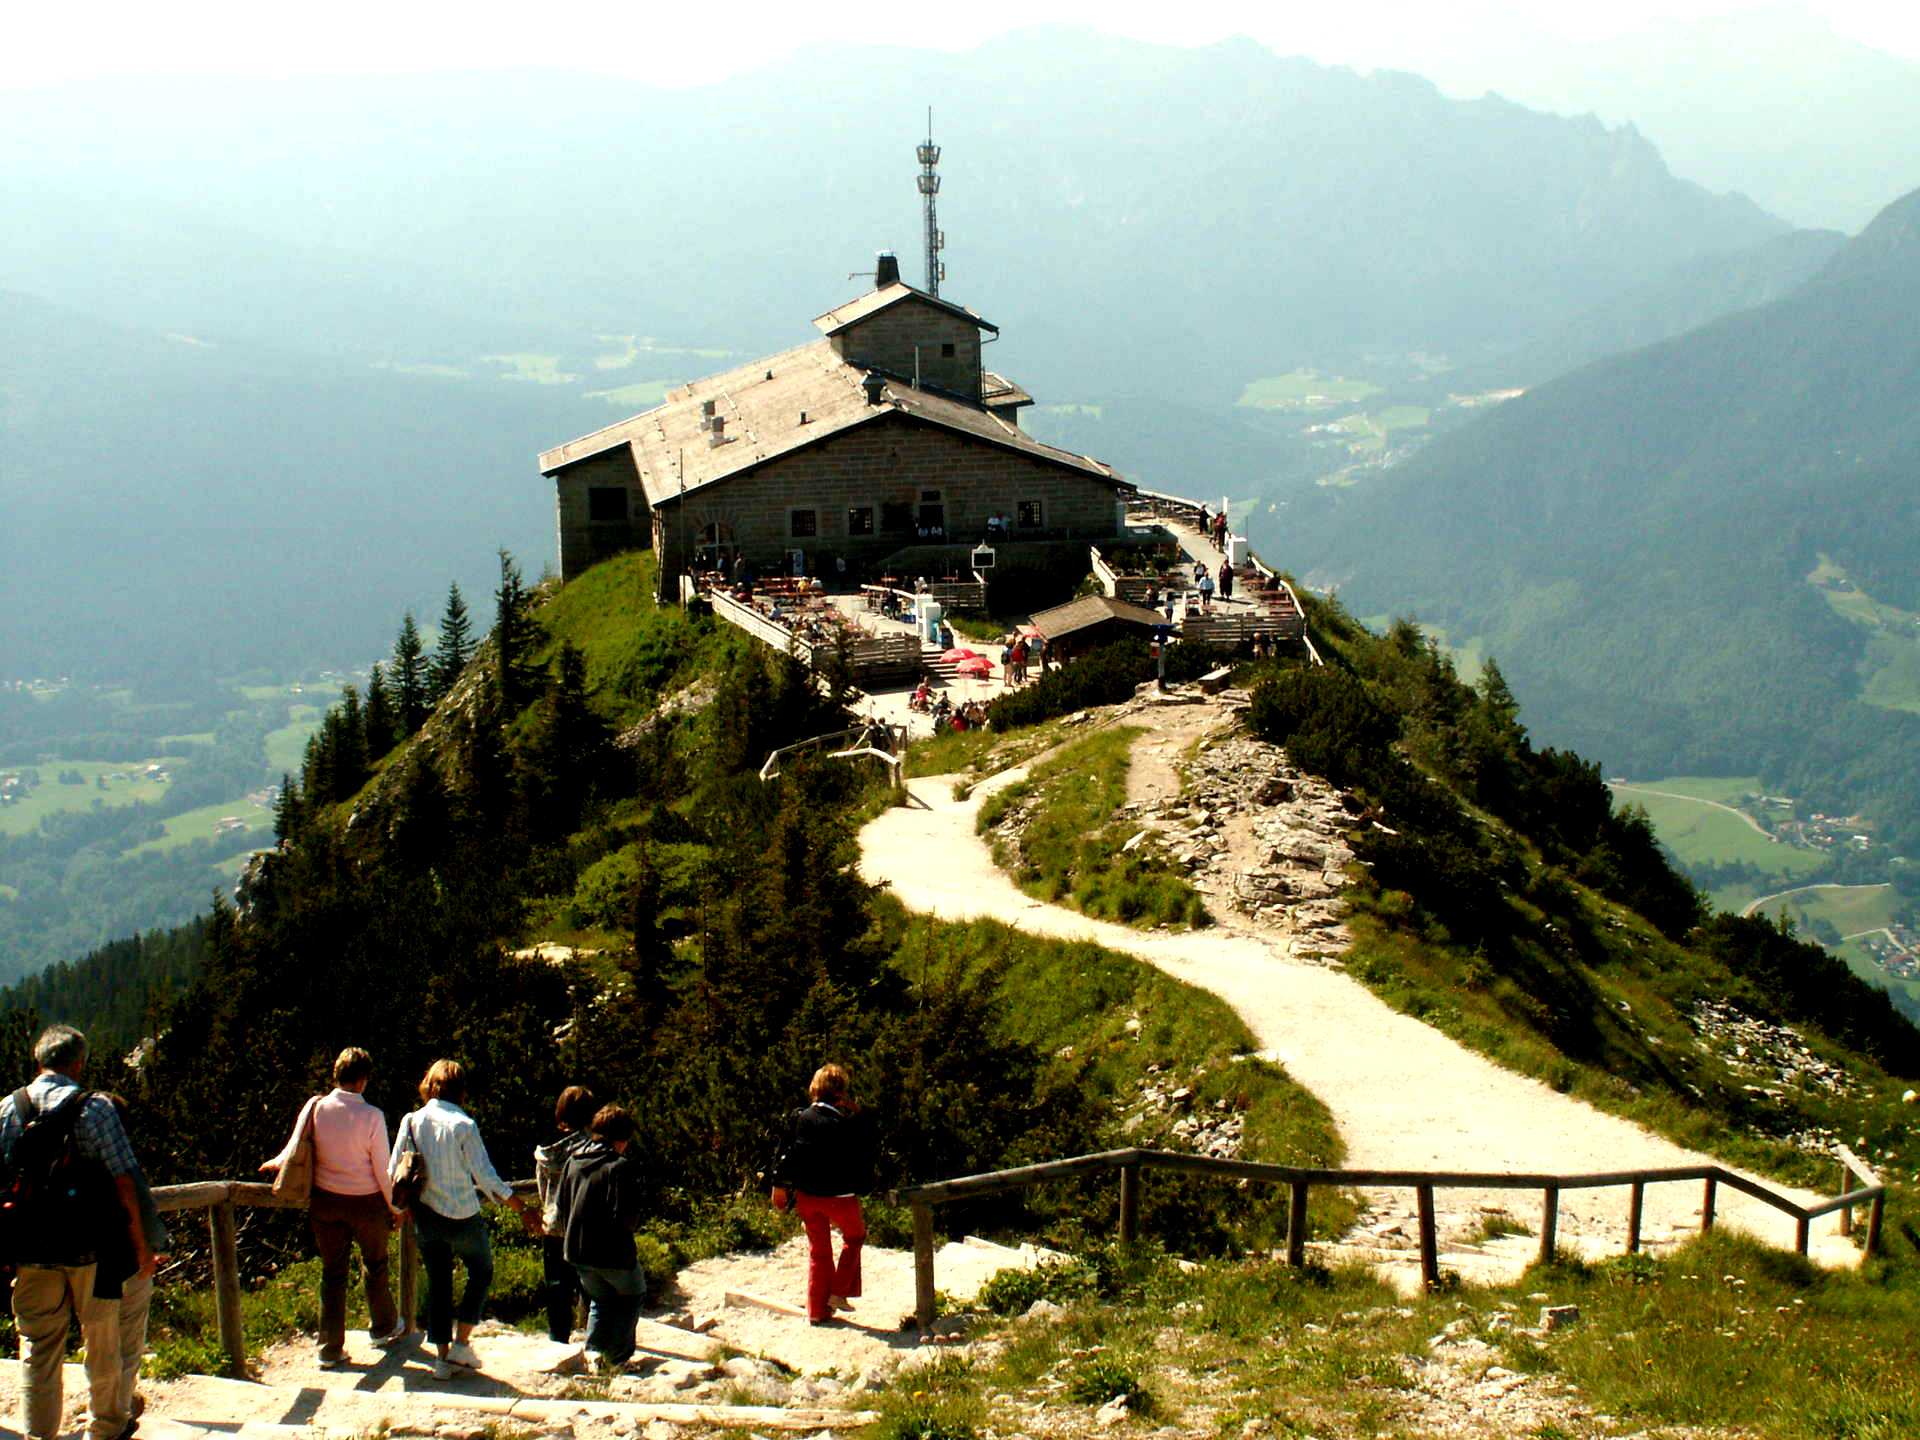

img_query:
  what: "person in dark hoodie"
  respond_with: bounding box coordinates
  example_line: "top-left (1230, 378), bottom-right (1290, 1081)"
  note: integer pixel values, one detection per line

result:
top-left (769, 1063), bottom-right (873, 1325)
top-left (555, 1104), bottom-right (647, 1369)
top-left (532, 1085), bottom-right (598, 1344)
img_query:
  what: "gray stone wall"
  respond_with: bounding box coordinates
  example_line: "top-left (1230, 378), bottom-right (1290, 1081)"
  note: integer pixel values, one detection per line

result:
top-left (830, 303), bottom-right (982, 399)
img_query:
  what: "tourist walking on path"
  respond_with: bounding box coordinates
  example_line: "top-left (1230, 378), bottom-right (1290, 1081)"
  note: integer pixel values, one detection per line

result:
top-left (98, 1093), bottom-right (170, 1432)
top-left (769, 1063), bottom-right (874, 1325)
top-left (263, 1047), bottom-right (404, 1367)
top-left (1218, 560), bottom-right (1234, 602)
top-left (392, 1060), bottom-right (540, 1380)
top-left (1211, 510), bottom-right (1228, 550)
top-left (555, 1104), bottom-right (648, 1369)
top-left (0, 1024), bottom-right (152, 1440)
top-left (534, 1085), bottom-right (599, 1343)
top-left (1197, 569), bottom-right (1216, 612)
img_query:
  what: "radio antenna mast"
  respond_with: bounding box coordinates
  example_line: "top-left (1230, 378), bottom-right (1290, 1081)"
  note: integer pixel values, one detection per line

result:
top-left (916, 108), bottom-right (944, 296)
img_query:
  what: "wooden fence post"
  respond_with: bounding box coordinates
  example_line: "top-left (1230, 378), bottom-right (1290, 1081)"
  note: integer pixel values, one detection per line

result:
top-left (399, 1214), bottom-right (419, 1333)
top-left (1626, 1181), bottom-right (1644, 1255)
top-left (911, 1202), bottom-right (937, 1335)
top-left (1702, 1176), bottom-right (1718, 1234)
top-left (1837, 1160), bottom-right (1854, 1237)
top-left (1118, 1164), bottom-right (1139, 1247)
top-left (1285, 1180), bottom-right (1309, 1268)
top-left (1866, 1192), bottom-right (1885, 1256)
top-left (209, 1200), bottom-right (245, 1376)
top-left (1415, 1184), bottom-right (1439, 1291)
top-left (1538, 1185), bottom-right (1559, 1267)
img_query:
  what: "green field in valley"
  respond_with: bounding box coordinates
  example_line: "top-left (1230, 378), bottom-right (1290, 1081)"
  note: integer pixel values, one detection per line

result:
top-left (125, 794), bottom-right (273, 857)
top-left (584, 380), bottom-right (673, 410)
top-left (1609, 776), bottom-right (1826, 913)
top-left (1808, 555), bottom-right (1920, 713)
top-left (1749, 883), bottom-right (1918, 1012)
top-left (1236, 369), bottom-right (1381, 410)
top-left (0, 759), bottom-right (180, 837)
top-left (264, 705), bottom-right (325, 775)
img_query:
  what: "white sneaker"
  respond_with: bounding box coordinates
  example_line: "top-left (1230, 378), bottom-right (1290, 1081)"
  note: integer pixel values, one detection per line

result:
top-left (431, 1358), bottom-right (457, 1381)
top-left (447, 1341), bottom-right (483, 1371)
top-left (371, 1322), bottom-right (410, 1348)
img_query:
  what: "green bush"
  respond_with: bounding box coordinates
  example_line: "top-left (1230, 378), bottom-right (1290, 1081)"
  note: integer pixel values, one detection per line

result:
top-left (1066, 1354), bottom-right (1155, 1413)
top-left (976, 1258), bottom-right (1099, 1315)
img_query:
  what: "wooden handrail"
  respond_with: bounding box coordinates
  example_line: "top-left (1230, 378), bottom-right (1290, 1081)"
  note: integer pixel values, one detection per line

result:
top-left (893, 1147), bottom-right (1886, 1330)
top-left (148, 1177), bottom-right (539, 1376)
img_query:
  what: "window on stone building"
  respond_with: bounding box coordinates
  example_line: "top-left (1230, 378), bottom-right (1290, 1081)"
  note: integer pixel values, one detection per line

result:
top-left (790, 508), bottom-right (818, 538)
top-left (847, 506), bottom-right (875, 536)
top-left (1017, 499), bottom-right (1044, 529)
top-left (941, 342), bottom-right (956, 358)
top-left (588, 487), bottom-right (628, 523)
top-left (880, 501), bottom-right (913, 534)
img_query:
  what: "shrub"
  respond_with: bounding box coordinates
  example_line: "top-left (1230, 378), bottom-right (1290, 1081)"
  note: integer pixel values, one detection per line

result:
top-left (976, 1257), bottom-right (1099, 1315)
top-left (1066, 1355), bottom-right (1155, 1414)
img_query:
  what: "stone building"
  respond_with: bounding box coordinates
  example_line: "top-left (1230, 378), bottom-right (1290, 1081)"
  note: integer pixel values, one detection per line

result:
top-left (540, 257), bottom-right (1135, 596)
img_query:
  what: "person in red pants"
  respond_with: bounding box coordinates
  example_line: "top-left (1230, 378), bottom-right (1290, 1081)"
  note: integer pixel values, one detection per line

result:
top-left (769, 1064), bottom-right (873, 1324)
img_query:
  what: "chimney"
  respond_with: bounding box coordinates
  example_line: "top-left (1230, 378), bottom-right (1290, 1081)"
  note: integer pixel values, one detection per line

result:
top-left (862, 374), bottom-right (885, 406)
top-left (708, 416), bottom-right (727, 447)
top-left (700, 398), bottom-right (716, 431)
top-left (875, 251), bottom-right (900, 288)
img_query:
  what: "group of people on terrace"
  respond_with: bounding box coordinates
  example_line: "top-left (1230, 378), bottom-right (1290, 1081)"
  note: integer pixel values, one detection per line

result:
top-left (2, 1027), bottom-right (872, 1438)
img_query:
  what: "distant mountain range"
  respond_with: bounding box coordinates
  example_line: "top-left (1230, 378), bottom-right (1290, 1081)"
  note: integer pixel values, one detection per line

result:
top-left (1417, 9), bottom-right (1920, 233)
top-left (1285, 186), bottom-right (1920, 848)
top-left (0, 30), bottom-right (1815, 685)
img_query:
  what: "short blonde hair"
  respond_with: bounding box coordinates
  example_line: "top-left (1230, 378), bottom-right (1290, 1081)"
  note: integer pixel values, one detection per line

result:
top-left (333, 1047), bottom-right (373, 1087)
top-left (809, 1063), bottom-right (851, 1104)
top-left (419, 1058), bottom-right (467, 1105)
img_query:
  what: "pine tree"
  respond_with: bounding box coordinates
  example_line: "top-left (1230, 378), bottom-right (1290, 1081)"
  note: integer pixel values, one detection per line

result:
top-left (521, 641), bottom-right (611, 839)
top-left (363, 663), bottom-right (398, 760)
top-left (492, 549), bottom-right (540, 714)
top-left (393, 614), bottom-right (430, 734)
top-left (428, 583), bottom-right (475, 704)
top-left (272, 772), bottom-right (303, 844)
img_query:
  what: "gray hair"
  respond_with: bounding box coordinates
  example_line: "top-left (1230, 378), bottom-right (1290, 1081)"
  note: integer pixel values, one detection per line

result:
top-left (33, 1025), bottom-right (88, 1073)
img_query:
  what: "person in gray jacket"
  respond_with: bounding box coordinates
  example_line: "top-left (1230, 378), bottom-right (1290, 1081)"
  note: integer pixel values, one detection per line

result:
top-left (532, 1085), bottom-right (598, 1343)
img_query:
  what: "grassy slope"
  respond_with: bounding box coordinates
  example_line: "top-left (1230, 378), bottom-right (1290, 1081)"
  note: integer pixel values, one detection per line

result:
top-left (885, 1226), bottom-right (1920, 1440)
top-left (978, 727), bottom-right (1209, 930)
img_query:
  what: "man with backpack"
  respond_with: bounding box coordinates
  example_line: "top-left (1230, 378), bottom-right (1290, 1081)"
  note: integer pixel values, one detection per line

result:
top-left (1, 1024), bottom-right (153, 1440)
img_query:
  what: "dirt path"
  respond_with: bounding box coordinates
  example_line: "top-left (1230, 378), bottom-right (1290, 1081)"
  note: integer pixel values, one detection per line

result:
top-left (861, 738), bottom-right (1859, 1287)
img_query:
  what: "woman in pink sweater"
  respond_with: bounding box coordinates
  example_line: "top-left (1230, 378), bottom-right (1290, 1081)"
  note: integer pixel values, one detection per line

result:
top-left (263, 1048), bottom-right (406, 1367)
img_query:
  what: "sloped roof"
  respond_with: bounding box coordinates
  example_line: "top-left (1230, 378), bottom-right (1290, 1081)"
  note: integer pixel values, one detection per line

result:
top-left (1030, 594), bottom-right (1167, 642)
top-left (981, 370), bottom-right (1033, 410)
top-left (813, 282), bottom-right (998, 336)
top-left (539, 339), bottom-right (1119, 509)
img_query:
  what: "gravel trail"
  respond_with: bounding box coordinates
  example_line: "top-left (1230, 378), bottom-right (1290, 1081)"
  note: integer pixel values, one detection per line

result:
top-left (861, 748), bottom-right (1859, 1285)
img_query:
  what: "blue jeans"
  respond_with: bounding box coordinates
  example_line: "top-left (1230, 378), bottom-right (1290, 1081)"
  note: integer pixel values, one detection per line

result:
top-left (412, 1205), bottom-right (492, 1345)
top-left (574, 1262), bottom-right (647, 1363)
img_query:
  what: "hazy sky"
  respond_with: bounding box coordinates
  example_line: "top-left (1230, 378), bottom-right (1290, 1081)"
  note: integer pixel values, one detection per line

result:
top-left (7, 0), bottom-right (1918, 90)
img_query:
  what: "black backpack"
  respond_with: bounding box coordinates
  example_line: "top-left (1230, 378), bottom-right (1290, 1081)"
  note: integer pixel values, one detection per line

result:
top-left (0, 1086), bottom-right (112, 1272)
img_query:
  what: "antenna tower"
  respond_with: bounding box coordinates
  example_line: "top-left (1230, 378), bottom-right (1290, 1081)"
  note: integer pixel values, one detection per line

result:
top-left (917, 108), bottom-right (944, 296)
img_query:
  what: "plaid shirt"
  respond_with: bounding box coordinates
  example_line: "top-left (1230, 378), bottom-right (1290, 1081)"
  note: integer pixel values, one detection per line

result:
top-left (0, 1071), bottom-right (140, 1178)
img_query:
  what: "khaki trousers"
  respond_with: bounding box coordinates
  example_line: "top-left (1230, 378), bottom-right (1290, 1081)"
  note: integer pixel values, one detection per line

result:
top-left (115, 1271), bottom-right (154, 1423)
top-left (11, 1262), bottom-right (126, 1440)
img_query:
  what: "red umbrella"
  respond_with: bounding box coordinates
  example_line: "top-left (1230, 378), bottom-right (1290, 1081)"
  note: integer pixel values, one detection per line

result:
top-left (941, 646), bottom-right (980, 663)
top-left (955, 656), bottom-right (995, 677)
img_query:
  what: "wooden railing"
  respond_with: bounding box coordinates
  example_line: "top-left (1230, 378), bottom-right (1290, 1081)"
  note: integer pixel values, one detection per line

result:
top-left (894, 1147), bottom-right (1886, 1329)
top-left (151, 1178), bottom-right (538, 1375)
top-left (708, 590), bottom-right (922, 684)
